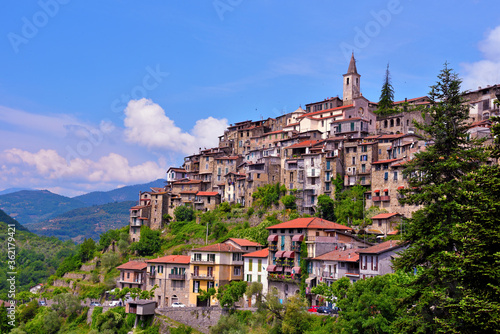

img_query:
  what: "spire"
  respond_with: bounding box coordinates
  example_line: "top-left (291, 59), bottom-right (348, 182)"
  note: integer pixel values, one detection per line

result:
top-left (347, 52), bottom-right (358, 74)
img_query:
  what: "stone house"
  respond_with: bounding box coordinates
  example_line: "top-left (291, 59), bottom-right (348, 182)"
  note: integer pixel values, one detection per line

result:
top-left (145, 255), bottom-right (191, 308)
top-left (311, 247), bottom-right (361, 288)
top-left (366, 213), bottom-right (402, 237)
top-left (194, 191), bottom-right (221, 211)
top-left (358, 240), bottom-right (407, 279)
top-left (116, 261), bottom-right (147, 290)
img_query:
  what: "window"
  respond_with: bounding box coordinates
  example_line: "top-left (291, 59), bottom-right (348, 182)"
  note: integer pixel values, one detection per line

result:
top-left (247, 274), bottom-right (252, 282)
top-left (390, 119), bottom-right (394, 127)
top-left (393, 171), bottom-right (398, 181)
top-left (233, 253), bottom-right (242, 261)
top-left (208, 281), bottom-right (214, 289)
top-left (281, 235), bottom-right (285, 250)
top-left (384, 120), bottom-right (388, 128)
top-left (193, 281), bottom-right (200, 293)
top-left (257, 275), bottom-right (261, 283)
top-left (234, 267), bottom-right (241, 276)
top-left (346, 78), bottom-right (349, 85)
top-left (258, 259), bottom-right (262, 272)
top-left (127, 272), bottom-right (130, 279)
top-left (352, 157), bottom-right (356, 165)
top-left (249, 259), bottom-right (253, 271)
top-left (158, 265), bottom-right (164, 273)
top-left (361, 164), bottom-right (366, 173)
top-left (384, 172), bottom-right (388, 180)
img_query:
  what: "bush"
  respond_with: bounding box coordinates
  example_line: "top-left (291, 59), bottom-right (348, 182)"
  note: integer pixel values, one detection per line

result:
top-left (174, 204), bottom-right (195, 222)
top-left (246, 207), bottom-right (254, 217)
top-left (281, 195), bottom-right (297, 210)
top-left (218, 202), bottom-right (231, 213)
top-left (129, 226), bottom-right (161, 256)
top-left (101, 252), bottom-right (120, 269)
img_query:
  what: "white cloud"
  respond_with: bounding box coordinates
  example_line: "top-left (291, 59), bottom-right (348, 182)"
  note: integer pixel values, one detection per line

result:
top-left (2, 148), bottom-right (166, 186)
top-left (461, 26), bottom-right (500, 90)
top-left (123, 98), bottom-right (228, 154)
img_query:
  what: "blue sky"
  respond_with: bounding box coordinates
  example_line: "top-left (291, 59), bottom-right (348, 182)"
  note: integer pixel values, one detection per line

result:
top-left (0, 0), bottom-right (499, 196)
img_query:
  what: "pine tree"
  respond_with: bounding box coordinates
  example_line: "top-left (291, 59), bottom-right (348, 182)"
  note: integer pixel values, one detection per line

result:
top-left (393, 63), bottom-right (490, 332)
top-left (376, 63), bottom-right (395, 116)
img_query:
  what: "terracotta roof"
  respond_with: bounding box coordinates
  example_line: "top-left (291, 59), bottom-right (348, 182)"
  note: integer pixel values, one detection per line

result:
top-left (196, 191), bottom-right (219, 196)
top-left (146, 255), bottom-right (190, 264)
top-left (358, 141), bottom-right (377, 146)
top-left (371, 213), bottom-right (401, 219)
top-left (130, 205), bottom-right (148, 210)
top-left (286, 140), bottom-right (323, 149)
top-left (173, 180), bottom-right (202, 184)
top-left (266, 217), bottom-right (352, 231)
top-left (263, 130), bottom-right (284, 135)
top-left (192, 243), bottom-right (244, 253)
top-left (243, 248), bottom-right (269, 258)
top-left (298, 104), bottom-right (353, 119)
top-left (371, 158), bottom-right (402, 165)
top-left (167, 167), bottom-right (187, 172)
top-left (180, 190), bottom-right (198, 194)
top-left (225, 238), bottom-right (263, 247)
top-left (378, 134), bottom-right (405, 140)
top-left (357, 240), bottom-right (405, 254)
top-left (116, 261), bottom-right (147, 271)
top-left (313, 248), bottom-right (360, 262)
top-left (393, 96), bottom-right (429, 105)
top-left (214, 156), bottom-right (240, 160)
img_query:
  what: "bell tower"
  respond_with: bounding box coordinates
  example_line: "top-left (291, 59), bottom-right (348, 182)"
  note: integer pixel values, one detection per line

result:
top-left (342, 53), bottom-right (361, 105)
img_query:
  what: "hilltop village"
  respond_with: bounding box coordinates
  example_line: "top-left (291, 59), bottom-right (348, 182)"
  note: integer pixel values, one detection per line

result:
top-left (120, 55), bottom-right (499, 309)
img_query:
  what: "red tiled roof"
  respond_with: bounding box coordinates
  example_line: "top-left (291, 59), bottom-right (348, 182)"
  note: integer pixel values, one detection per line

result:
top-left (266, 217), bottom-right (352, 231)
top-left (393, 96), bottom-right (429, 105)
top-left (357, 240), bottom-right (405, 254)
top-left (313, 248), bottom-right (360, 262)
top-left (116, 261), bottom-right (147, 271)
top-left (215, 156), bottom-right (240, 160)
top-left (226, 238), bottom-right (263, 247)
top-left (173, 180), bottom-right (202, 184)
top-left (286, 140), bottom-right (323, 149)
top-left (146, 255), bottom-right (190, 264)
top-left (371, 213), bottom-right (401, 219)
top-left (180, 190), bottom-right (198, 194)
top-left (130, 205), bottom-right (148, 210)
top-left (358, 141), bottom-right (377, 146)
top-left (167, 167), bottom-right (186, 172)
top-left (378, 134), bottom-right (405, 140)
top-left (196, 191), bottom-right (219, 196)
top-left (243, 248), bottom-right (269, 258)
top-left (298, 104), bottom-right (353, 119)
top-left (371, 158), bottom-right (402, 165)
top-left (192, 243), bottom-right (244, 253)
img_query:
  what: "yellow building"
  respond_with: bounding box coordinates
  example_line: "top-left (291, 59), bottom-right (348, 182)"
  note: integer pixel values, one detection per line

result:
top-left (188, 243), bottom-right (245, 307)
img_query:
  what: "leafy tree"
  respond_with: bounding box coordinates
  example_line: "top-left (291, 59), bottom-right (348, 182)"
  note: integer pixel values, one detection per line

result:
top-left (209, 313), bottom-right (247, 334)
top-left (334, 185), bottom-right (366, 226)
top-left (218, 201), bottom-right (231, 214)
top-left (281, 295), bottom-right (313, 334)
top-left (216, 281), bottom-right (248, 309)
top-left (101, 252), bottom-right (120, 269)
top-left (43, 310), bottom-right (61, 334)
top-left (245, 282), bottom-right (263, 307)
top-left (311, 276), bottom-right (351, 305)
top-left (315, 194), bottom-right (335, 221)
top-left (98, 229), bottom-right (120, 250)
top-left (393, 63), bottom-right (489, 332)
top-left (376, 63), bottom-right (396, 116)
top-left (79, 238), bottom-right (96, 263)
top-left (198, 287), bottom-right (216, 302)
top-left (252, 183), bottom-right (286, 209)
top-left (51, 292), bottom-right (81, 317)
top-left (130, 226), bottom-right (162, 256)
top-left (174, 204), bottom-right (195, 222)
top-left (280, 195), bottom-right (297, 210)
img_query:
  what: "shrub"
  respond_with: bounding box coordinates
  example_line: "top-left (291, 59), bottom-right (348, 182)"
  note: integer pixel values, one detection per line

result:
top-left (174, 204), bottom-right (195, 222)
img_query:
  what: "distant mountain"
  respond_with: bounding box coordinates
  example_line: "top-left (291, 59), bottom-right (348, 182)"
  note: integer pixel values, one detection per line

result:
top-left (25, 201), bottom-right (135, 242)
top-left (0, 187), bottom-right (32, 195)
top-left (73, 178), bottom-right (167, 206)
top-left (0, 208), bottom-right (29, 232)
top-left (0, 190), bottom-right (86, 225)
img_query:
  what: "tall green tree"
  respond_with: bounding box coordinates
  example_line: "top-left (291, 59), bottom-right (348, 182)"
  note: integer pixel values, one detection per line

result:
top-left (376, 63), bottom-right (395, 116)
top-left (315, 194), bottom-right (335, 221)
top-left (393, 63), bottom-right (490, 332)
top-left (130, 226), bottom-right (162, 256)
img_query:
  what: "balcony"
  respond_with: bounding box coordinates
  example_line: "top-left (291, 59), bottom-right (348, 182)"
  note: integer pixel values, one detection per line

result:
top-left (268, 273), bottom-right (300, 283)
top-left (148, 271), bottom-right (156, 278)
top-left (169, 274), bottom-right (186, 280)
top-left (191, 258), bottom-right (215, 265)
top-left (291, 244), bottom-right (301, 252)
top-left (191, 273), bottom-right (214, 280)
top-left (381, 196), bottom-right (390, 201)
top-left (306, 170), bottom-right (319, 178)
top-left (269, 244), bottom-right (278, 251)
top-left (372, 196), bottom-right (381, 202)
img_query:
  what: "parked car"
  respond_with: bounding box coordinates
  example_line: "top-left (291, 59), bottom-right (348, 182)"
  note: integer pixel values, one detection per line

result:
top-left (109, 300), bottom-right (121, 307)
top-left (38, 300), bottom-right (47, 306)
top-left (317, 306), bottom-right (340, 314)
top-left (90, 301), bottom-right (101, 306)
top-left (172, 302), bottom-right (185, 307)
top-left (307, 305), bottom-right (319, 312)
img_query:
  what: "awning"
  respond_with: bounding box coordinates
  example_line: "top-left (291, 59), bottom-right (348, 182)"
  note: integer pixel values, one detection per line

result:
top-left (275, 251), bottom-right (285, 258)
top-left (292, 267), bottom-right (301, 274)
top-left (397, 186), bottom-right (404, 190)
top-left (267, 234), bottom-right (278, 242)
top-left (374, 189), bottom-right (380, 193)
top-left (292, 234), bottom-right (304, 242)
top-left (267, 265), bottom-right (276, 272)
top-left (283, 251), bottom-right (295, 258)
top-left (287, 160), bottom-right (297, 163)
top-left (284, 267), bottom-right (292, 273)
top-left (275, 266), bottom-right (283, 272)
top-left (383, 188), bottom-right (389, 192)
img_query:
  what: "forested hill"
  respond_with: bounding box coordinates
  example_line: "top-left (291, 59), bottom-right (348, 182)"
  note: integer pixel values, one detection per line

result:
top-left (0, 190), bottom-right (86, 225)
top-left (0, 209), bottom-right (77, 298)
top-left (72, 178), bottom-right (166, 206)
top-left (24, 201), bottom-right (135, 243)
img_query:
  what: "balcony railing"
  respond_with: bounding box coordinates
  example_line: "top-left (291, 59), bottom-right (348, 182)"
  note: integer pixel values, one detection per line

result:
top-left (269, 244), bottom-right (278, 251)
top-left (381, 196), bottom-right (390, 201)
top-left (191, 273), bottom-right (214, 280)
top-left (191, 259), bottom-right (215, 264)
top-left (169, 274), bottom-right (186, 280)
top-left (372, 196), bottom-right (381, 202)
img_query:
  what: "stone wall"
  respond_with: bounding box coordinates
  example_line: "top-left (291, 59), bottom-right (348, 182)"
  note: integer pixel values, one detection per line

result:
top-left (155, 307), bottom-right (227, 334)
